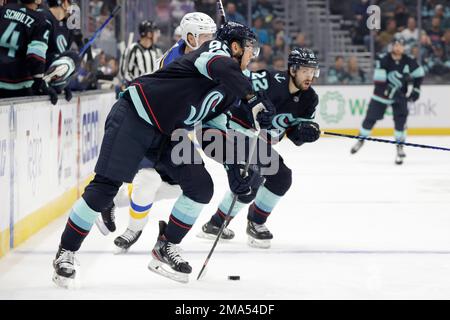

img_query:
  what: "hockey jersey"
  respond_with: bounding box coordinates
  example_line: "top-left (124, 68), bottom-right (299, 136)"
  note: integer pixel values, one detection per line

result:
top-left (226, 69), bottom-right (318, 143)
top-left (124, 39), bottom-right (253, 134)
top-left (0, 3), bottom-right (50, 91)
top-left (372, 53), bottom-right (425, 105)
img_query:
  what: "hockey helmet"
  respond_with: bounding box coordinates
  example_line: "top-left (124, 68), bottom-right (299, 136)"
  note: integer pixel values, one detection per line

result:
top-left (216, 21), bottom-right (259, 57)
top-left (44, 50), bottom-right (80, 88)
top-left (180, 12), bottom-right (217, 50)
top-left (139, 20), bottom-right (158, 37)
top-left (288, 47), bottom-right (320, 78)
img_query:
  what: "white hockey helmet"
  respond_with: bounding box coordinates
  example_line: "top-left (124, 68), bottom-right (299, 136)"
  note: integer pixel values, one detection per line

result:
top-left (180, 12), bottom-right (217, 50)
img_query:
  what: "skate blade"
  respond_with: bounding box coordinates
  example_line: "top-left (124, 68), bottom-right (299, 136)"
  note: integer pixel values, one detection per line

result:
top-left (148, 259), bottom-right (189, 284)
top-left (52, 271), bottom-right (76, 289)
top-left (247, 236), bottom-right (271, 249)
top-left (94, 217), bottom-right (110, 236)
top-left (395, 157), bottom-right (404, 165)
top-left (196, 231), bottom-right (231, 242)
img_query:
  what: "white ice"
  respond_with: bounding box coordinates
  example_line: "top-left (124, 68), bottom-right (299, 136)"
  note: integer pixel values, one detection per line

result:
top-left (1, 136), bottom-right (450, 299)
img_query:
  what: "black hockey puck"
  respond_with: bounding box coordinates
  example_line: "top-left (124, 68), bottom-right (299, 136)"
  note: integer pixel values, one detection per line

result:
top-left (228, 275), bottom-right (240, 280)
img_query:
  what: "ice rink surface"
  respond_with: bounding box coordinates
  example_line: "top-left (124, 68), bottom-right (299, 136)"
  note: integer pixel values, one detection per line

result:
top-left (1, 136), bottom-right (450, 300)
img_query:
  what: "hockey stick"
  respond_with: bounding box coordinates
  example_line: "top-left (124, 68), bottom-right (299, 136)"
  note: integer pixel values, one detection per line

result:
top-left (197, 106), bottom-right (265, 281)
top-left (322, 131), bottom-right (450, 152)
top-left (217, 0), bottom-right (227, 25)
top-left (79, 5), bottom-right (122, 57)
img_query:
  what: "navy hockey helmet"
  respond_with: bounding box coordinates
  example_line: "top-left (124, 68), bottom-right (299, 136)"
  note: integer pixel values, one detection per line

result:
top-left (288, 47), bottom-right (320, 78)
top-left (139, 20), bottom-right (158, 37)
top-left (216, 21), bottom-right (259, 57)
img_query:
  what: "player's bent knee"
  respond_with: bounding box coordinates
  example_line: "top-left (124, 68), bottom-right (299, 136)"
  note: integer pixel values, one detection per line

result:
top-left (265, 165), bottom-right (292, 196)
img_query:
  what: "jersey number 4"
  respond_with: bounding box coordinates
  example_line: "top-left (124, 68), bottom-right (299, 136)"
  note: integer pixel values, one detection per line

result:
top-left (0, 22), bottom-right (20, 58)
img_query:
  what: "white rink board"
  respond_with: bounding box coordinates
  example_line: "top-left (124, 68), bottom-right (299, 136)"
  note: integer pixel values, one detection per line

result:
top-left (314, 85), bottom-right (450, 129)
top-left (0, 92), bottom-right (115, 252)
top-left (0, 106), bottom-right (10, 233)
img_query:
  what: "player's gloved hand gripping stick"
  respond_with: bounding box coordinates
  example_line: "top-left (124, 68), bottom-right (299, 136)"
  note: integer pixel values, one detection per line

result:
top-left (197, 102), bottom-right (268, 280)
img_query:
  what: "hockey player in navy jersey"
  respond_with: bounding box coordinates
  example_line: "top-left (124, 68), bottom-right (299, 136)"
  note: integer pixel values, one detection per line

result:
top-left (0, 0), bottom-right (57, 103)
top-left (39, 0), bottom-right (80, 102)
top-left (197, 47), bottom-right (321, 248)
top-left (95, 12), bottom-right (218, 253)
top-left (350, 36), bottom-right (425, 165)
top-left (52, 21), bottom-right (275, 286)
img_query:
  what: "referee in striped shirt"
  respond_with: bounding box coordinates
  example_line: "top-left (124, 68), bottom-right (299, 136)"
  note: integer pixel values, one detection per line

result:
top-left (120, 20), bottom-right (163, 84)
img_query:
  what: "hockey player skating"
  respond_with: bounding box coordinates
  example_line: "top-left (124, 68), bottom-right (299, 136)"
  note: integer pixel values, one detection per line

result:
top-left (350, 36), bottom-right (424, 165)
top-left (95, 12), bottom-right (218, 254)
top-left (197, 47), bottom-right (321, 248)
top-left (0, 0), bottom-right (57, 102)
top-left (52, 21), bottom-right (274, 286)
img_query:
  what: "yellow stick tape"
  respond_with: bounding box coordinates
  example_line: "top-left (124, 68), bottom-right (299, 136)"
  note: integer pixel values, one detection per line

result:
top-left (13, 175), bottom-right (94, 249)
top-left (0, 229), bottom-right (10, 258)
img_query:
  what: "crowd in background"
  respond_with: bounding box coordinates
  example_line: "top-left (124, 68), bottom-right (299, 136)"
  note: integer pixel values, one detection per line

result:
top-left (333, 0), bottom-right (450, 83)
top-left (1, 0), bottom-right (448, 97)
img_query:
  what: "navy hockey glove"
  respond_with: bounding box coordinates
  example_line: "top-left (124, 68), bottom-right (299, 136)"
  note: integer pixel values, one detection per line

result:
top-left (247, 92), bottom-right (275, 129)
top-left (407, 89), bottom-right (420, 102)
top-left (32, 78), bottom-right (58, 105)
top-left (225, 163), bottom-right (261, 195)
top-left (287, 121), bottom-right (321, 145)
top-left (64, 87), bottom-right (73, 102)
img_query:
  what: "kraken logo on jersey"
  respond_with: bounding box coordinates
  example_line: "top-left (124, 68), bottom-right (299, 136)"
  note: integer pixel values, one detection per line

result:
top-left (56, 34), bottom-right (68, 54)
top-left (184, 91), bottom-right (224, 126)
top-left (271, 113), bottom-right (302, 130)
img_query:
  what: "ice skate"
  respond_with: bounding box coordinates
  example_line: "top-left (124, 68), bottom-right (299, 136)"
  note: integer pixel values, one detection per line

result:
top-left (197, 221), bottom-right (235, 240)
top-left (350, 139), bottom-right (365, 154)
top-left (52, 246), bottom-right (78, 289)
top-left (114, 228), bottom-right (142, 254)
top-left (395, 144), bottom-right (406, 165)
top-left (247, 220), bottom-right (273, 249)
top-left (95, 203), bottom-right (116, 235)
top-left (148, 221), bottom-right (192, 283)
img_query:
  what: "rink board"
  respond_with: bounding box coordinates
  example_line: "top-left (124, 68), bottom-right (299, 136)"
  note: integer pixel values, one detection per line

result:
top-left (0, 92), bottom-right (115, 257)
top-left (0, 85), bottom-right (449, 259)
top-left (315, 85), bottom-right (450, 135)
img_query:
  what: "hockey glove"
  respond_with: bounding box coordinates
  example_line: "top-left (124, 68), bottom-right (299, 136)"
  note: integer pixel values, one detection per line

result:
top-left (407, 89), bottom-right (420, 102)
top-left (247, 92), bottom-right (276, 129)
top-left (287, 121), bottom-right (321, 146)
top-left (32, 78), bottom-right (58, 105)
top-left (64, 87), bottom-right (73, 102)
top-left (225, 163), bottom-right (261, 195)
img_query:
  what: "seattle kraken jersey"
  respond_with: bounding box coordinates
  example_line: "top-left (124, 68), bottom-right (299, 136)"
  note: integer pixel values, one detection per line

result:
top-left (124, 39), bottom-right (253, 134)
top-left (228, 69), bottom-right (318, 142)
top-left (372, 53), bottom-right (424, 105)
top-left (0, 3), bottom-right (50, 90)
top-left (38, 8), bottom-right (71, 67)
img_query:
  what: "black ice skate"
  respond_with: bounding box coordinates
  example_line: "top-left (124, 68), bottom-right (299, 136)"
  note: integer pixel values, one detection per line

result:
top-left (148, 221), bottom-right (192, 283)
top-left (247, 220), bottom-right (273, 249)
top-left (350, 139), bottom-right (365, 154)
top-left (197, 221), bottom-right (235, 240)
top-left (395, 144), bottom-right (406, 165)
top-left (52, 246), bottom-right (78, 288)
top-left (95, 203), bottom-right (116, 235)
top-left (114, 228), bottom-right (142, 254)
